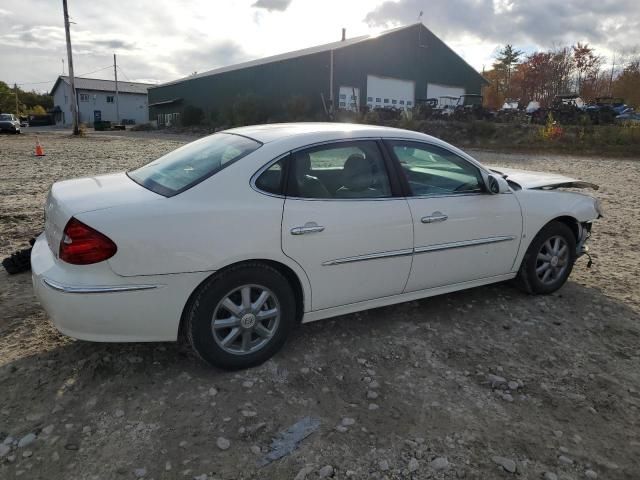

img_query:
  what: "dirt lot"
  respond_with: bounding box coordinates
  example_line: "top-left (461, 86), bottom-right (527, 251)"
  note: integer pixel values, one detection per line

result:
top-left (1, 131), bottom-right (639, 480)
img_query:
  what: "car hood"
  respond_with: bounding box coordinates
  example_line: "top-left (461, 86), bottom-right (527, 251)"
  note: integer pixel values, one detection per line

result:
top-left (489, 167), bottom-right (599, 191)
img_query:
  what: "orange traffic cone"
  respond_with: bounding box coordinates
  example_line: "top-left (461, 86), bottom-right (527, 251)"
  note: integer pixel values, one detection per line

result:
top-left (34, 137), bottom-right (45, 157)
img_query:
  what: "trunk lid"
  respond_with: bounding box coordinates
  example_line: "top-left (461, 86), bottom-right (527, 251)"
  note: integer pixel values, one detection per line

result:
top-left (44, 173), bottom-right (160, 258)
top-left (489, 167), bottom-right (599, 191)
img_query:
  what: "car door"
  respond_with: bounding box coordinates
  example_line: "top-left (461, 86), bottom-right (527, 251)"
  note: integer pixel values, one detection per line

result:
top-left (384, 140), bottom-right (523, 292)
top-left (278, 140), bottom-right (414, 311)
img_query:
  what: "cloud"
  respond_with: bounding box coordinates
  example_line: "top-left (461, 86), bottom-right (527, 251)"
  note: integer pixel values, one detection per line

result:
top-left (364, 0), bottom-right (640, 54)
top-left (90, 39), bottom-right (135, 50)
top-left (252, 0), bottom-right (292, 12)
top-left (170, 41), bottom-right (251, 76)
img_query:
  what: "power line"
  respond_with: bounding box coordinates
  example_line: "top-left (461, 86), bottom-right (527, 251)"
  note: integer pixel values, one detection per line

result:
top-left (14, 65), bottom-right (113, 88)
top-left (117, 65), bottom-right (131, 81)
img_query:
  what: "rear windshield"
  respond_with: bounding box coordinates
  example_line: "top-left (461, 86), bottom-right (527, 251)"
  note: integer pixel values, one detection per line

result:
top-left (128, 133), bottom-right (261, 196)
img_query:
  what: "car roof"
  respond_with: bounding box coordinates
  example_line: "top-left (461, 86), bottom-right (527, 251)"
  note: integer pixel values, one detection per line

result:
top-left (221, 122), bottom-right (485, 172)
top-left (224, 122), bottom-right (440, 145)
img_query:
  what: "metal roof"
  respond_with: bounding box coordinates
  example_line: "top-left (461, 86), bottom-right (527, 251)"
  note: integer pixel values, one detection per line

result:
top-left (52, 76), bottom-right (153, 95)
top-left (154, 24), bottom-right (420, 88)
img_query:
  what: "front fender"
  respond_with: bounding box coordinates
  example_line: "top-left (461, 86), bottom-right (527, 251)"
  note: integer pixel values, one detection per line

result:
top-left (512, 189), bottom-right (599, 269)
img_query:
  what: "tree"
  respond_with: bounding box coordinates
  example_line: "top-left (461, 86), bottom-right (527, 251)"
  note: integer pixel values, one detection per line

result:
top-left (0, 81), bottom-right (53, 115)
top-left (573, 43), bottom-right (602, 95)
top-left (493, 44), bottom-right (524, 96)
top-left (612, 57), bottom-right (640, 108)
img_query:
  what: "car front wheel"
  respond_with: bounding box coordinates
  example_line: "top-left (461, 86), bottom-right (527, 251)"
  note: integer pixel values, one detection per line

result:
top-left (186, 263), bottom-right (295, 369)
top-left (515, 221), bottom-right (577, 294)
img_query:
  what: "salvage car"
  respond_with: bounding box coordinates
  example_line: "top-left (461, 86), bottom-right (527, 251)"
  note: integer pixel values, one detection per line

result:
top-left (31, 123), bottom-right (602, 369)
top-left (0, 113), bottom-right (21, 133)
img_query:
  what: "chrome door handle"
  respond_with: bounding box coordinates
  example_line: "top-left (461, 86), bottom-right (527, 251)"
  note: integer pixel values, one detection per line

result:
top-left (290, 222), bottom-right (325, 235)
top-left (421, 213), bottom-right (448, 224)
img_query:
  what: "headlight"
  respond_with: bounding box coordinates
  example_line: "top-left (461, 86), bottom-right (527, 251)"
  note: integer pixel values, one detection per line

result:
top-left (594, 198), bottom-right (604, 218)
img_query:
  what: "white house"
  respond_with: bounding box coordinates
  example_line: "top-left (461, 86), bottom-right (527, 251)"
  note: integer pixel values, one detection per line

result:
top-left (51, 76), bottom-right (153, 126)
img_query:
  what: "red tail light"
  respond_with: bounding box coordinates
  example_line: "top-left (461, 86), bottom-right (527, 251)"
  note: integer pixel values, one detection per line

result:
top-left (59, 217), bottom-right (117, 265)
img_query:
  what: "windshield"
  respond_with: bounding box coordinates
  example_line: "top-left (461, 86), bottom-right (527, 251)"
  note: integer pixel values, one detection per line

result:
top-left (128, 133), bottom-right (261, 197)
top-left (0, 114), bottom-right (13, 121)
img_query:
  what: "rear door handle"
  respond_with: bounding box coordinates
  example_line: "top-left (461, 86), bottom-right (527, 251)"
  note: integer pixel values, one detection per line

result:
top-left (290, 222), bottom-right (325, 235)
top-left (421, 212), bottom-right (448, 224)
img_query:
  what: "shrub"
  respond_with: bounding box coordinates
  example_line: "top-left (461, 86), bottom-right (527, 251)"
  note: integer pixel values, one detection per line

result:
top-left (232, 93), bottom-right (270, 126)
top-left (130, 123), bottom-right (155, 131)
top-left (284, 95), bottom-right (310, 121)
top-left (182, 105), bottom-right (204, 126)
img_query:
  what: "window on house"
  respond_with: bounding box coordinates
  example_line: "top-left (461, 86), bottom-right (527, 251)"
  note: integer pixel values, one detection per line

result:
top-left (339, 94), bottom-right (346, 100)
top-left (367, 97), bottom-right (373, 102)
top-left (399, 100), bottom-right (405, 105)
top-left (407, 101), bottom-right (413, 106)
top-left (392, 100), bottom-right (397, 104)
top-left (375, 98), bottom-right (381, 103)
top-left (106, 96), bottom-right (114, 103)
top-left (79, 93), bottom-right (89, 102)
top-left (339, 101), bottom-right (346, 107)
top-left (383, 99), bottom-right (389, 104)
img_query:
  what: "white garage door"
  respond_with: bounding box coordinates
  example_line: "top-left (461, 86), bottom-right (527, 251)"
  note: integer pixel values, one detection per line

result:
top-left (366, 75), bottom-right (415, 110)
top-left (426, 84), bottom-right (465, 102)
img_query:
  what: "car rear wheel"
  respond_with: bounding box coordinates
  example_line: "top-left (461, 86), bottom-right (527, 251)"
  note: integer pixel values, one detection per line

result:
top-left (515, 221), bottom-right (577, 294)
top-left (186, 263), bottom-right (295, 369)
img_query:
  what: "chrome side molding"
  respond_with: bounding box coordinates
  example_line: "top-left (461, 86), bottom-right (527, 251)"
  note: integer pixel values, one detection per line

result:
top-left (323, 236), bottom-right (516, 266)
top-left (42, 278), bottom-right (159, 294)
top-left (322, 248), bottom-right (413, 266)
top-left (414, 236), bottom-right (516, 254)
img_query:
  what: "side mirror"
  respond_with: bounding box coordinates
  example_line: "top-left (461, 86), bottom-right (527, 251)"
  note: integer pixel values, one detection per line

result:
top-left (485, 174), bottom-right (509, 194)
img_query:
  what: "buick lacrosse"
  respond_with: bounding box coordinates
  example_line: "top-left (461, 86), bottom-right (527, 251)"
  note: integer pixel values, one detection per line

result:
top-left (32, 123), bottom-right (601, 369)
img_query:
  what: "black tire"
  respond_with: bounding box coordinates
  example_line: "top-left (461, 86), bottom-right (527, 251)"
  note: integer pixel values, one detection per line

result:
top-left (186, 263), bottom-right (295, 370)
top-left (515, 221), bottom-right (577, 294)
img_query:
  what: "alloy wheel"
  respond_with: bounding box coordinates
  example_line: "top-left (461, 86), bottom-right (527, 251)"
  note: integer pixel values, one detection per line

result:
top-left (211, 284), bottom-right (280, 355)
top-left (535, 235), bottom-right (570, 285)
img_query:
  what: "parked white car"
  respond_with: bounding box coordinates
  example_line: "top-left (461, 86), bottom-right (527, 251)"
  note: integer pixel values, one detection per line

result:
top-left (32, 123), bottom-right (602, 369)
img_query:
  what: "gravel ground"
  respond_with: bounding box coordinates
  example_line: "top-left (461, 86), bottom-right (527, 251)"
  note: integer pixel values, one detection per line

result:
top-left (1, 131), bottom-right (639, 480)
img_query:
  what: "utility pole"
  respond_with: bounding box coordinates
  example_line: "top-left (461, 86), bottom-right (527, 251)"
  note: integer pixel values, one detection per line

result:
top-left (63, 0), bottom-right (79, 135)
top-left (14, 83), bottom-right (19, 117)
top-left (113, 53), bottom-right (120, 124)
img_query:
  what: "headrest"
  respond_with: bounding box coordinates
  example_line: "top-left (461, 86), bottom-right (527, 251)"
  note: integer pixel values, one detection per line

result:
top-left (342, 154), bottom-right (373, 191)
top-left (295, 152), bottom-right (311, 181)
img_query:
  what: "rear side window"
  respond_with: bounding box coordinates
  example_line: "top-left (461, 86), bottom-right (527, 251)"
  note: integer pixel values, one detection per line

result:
top-left (286, 141), bottom-right (392, 199)
top-left (128, 133), bottom-right (261, 197)
top-left (255, 158), bottom-right (287, 195)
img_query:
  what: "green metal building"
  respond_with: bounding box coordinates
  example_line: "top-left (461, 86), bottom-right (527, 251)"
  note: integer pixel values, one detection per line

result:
top-left (148, 23), bottom-right (487, 125)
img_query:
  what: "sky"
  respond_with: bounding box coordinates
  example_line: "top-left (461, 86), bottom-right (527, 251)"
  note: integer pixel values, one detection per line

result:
top-left (1, 0), bottom-right (639, 92)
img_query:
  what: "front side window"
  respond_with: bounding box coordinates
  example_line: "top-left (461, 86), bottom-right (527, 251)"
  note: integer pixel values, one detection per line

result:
top-left (106, 95), bottom-right (114, 103)
top-left (388, 141), bottom-right (483, 196)
top-left (286, 141), bottom-right (391, 199)
top-left (79, 93), bottom-right (89, 102)
top-left (128, 133), bottom-right (261, 197)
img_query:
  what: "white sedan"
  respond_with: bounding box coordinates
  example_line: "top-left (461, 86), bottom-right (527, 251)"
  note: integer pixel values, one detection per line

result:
top-left (32, 123), bottom-right (601, 369)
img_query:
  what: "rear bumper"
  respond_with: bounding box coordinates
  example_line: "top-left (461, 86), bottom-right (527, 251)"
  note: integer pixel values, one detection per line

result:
top-left (31, 233), bottom-right (212, 342)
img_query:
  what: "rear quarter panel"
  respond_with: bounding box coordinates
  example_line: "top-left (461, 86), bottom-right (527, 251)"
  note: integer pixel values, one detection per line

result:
top-left (76, 141), bottom-right (313, 312)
